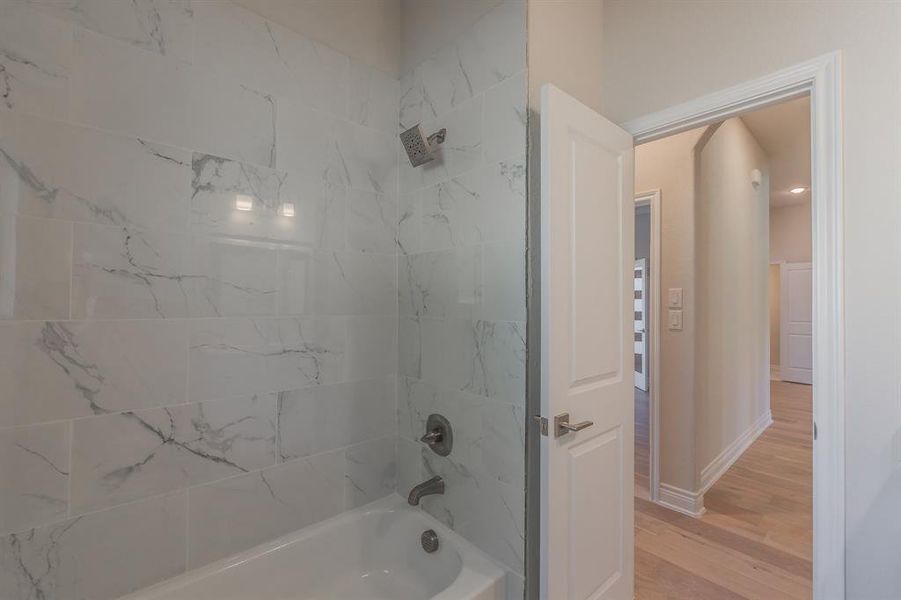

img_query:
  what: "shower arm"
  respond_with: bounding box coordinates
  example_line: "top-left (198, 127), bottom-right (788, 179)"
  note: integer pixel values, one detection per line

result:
top-left (427, 128), bottom-right (447, 146)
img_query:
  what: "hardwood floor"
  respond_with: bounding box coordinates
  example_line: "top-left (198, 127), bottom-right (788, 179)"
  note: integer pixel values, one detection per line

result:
top-left (634, 380), bottom-right (812, 599)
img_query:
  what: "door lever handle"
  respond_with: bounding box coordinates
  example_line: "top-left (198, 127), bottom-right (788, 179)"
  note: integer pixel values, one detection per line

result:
top-left (554, 413), bottom-right (594, 438)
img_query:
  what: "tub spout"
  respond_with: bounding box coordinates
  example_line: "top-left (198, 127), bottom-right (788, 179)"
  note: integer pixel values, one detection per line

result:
top-left (408, 476), bottom-right (445, 506)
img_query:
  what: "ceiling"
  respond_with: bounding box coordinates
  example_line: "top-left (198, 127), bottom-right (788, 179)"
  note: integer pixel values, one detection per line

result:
top-left (740, 96), bottom-right (811, 207)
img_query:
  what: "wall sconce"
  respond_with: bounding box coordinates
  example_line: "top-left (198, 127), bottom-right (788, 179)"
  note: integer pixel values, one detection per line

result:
top-left (280, 202), bottom-right (295, 217)
top-left (235, 194), bottom-right (254, 211)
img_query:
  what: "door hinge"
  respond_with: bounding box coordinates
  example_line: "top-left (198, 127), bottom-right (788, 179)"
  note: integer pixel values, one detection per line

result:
top-left (533, 415), bottom-right (548, 436)
top-left (813, 420), bottom-right (817, 441)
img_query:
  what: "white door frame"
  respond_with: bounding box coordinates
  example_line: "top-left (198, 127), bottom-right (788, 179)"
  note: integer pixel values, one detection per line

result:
top-left (634, 190), bottom-right (661, 503)
top-left (622, 52), bottom-right (844, 599)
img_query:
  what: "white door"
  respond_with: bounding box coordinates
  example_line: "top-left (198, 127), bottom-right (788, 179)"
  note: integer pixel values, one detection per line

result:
top-left (780, 262), bottom-right (813, 384)
top-left (633, 259), bottom-right (648, 391)
top-left (539, 84), bottom-right (634, 599)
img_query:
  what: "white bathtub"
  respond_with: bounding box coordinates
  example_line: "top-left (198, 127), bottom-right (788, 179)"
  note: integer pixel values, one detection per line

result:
top-left (121, 495), bottom-right (506, 600)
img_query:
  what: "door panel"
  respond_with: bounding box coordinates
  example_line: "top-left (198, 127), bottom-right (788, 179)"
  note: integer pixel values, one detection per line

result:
top-left (568, 426), bottom-right (623, 599)
top-left (780, 262), bottom-right (813, 384)
top-left (570, 136), bottom-right (623, 386)
top-left (540, 84), bottom-right (634, 600)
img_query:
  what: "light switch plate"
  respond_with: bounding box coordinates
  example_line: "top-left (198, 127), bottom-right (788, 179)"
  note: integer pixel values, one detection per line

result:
top-left (668, 288), bottom-right (683, 309)
top-left (668, 309), bottom-right (683, 331)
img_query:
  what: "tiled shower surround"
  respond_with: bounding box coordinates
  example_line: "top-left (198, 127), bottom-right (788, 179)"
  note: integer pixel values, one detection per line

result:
top-left (0, 0), bottom-right (528, 598)
top-left (395, 1), bottom-right (528, 595)
top-left (0, 1), bottom-right (399, 599)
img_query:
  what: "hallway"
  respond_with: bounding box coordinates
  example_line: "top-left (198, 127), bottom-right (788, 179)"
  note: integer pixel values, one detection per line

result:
top-left (634, 381), bottom-right (812, 599)
top-left (634, 387), bottom-right (650, 497)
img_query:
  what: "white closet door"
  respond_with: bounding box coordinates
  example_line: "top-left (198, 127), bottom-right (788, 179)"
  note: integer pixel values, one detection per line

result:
top-left (780, 262), bottom-right (813, 384)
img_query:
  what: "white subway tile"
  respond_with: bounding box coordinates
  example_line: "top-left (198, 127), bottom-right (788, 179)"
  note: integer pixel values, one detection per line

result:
top-left (348, 61), bottom-right (399, 135)
top-left (0, 422), bottom-right (70, 534)
top-left (72, 225), bottom-right (279, 319)
top-left (190, 153), bottom-right (346, 248)
top-left (278, 379), bottom-right (394, 461)
top-left (419, 318), bottom-right (525, 403)
top-left (70, 29), bottom-right (277, 168)
top-left (0, 2), bottom-right (73, 120)
top-left (0, 319), bottom-right (187, 427)
top-left (30, 0), bottom-right (194, 62)
top-left (0, 492), bottom-right (187, 600)
top-left (0, 216), bottom-right (71, 320)
top-left (188, 317), bottom-right (346, 401)
top-left (71, 394), bottom-right (277, 513)
top-left (187, 452), bottom-right (344, 567)
top-left (0, 111), bottom-right (192, 231)
top-left (345, 316), bottom-right (398, 381)
top-left (277, 104), bottom-right (397, 194)
top-left (345, 437), bottom-right (397, 508)
top-left (483, 70), bottom-right (527, 163)
top-left (346, 189), bottom-right (398, 254)
top-left (193, 1), bottom-right (348, 117)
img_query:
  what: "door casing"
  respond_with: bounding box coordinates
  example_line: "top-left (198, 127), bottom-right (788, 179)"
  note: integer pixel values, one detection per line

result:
top-left (634, 190), bottom-right (661, 504)
top-left (526, 52), bottom-right (844, 599)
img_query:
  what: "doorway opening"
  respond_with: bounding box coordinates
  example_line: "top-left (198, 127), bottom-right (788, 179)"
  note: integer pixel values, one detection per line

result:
top-left (530, 54), bottom-right (843, 600)
top-left (631, 95), bottom-right (814, 598)
top-left (632, 190), bottom-right (660, 504)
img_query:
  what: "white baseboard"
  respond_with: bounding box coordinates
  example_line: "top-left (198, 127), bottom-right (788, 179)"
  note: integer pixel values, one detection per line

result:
top-left (656, 483), bottom-right (706, 517)
top-left (700, 410), bottom-right (773, 494)
top-left (770, 365), bottom-right (782, 381)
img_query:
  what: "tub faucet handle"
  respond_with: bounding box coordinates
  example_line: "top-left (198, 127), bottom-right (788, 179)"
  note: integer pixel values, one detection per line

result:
top-left (420, 429), bottom-right (442, 444)
top-left (421, 414), bottom-right (453, 456)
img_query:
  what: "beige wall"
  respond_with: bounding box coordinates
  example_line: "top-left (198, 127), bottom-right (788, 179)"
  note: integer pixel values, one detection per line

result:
top-left (235, 0), bottom-right (402, 76)
top-left (636, 118), bottom-right (770, 493)
top-left (634, 126), bottom-right (705, 491)
top-left (603, 2), bottom-right (901, 593)
top-left (527, 0), bottom-right (604, 112)
top-left (695, 118), bottom-right (770, 472)
top-left (769, 200), bottom-right (811, 370)
top-left (770, 201), bottom-right (812, 263)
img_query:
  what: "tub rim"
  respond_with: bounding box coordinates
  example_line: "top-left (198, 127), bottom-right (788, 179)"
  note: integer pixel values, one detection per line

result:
top-left (119, 493), bottom-right (506, 600)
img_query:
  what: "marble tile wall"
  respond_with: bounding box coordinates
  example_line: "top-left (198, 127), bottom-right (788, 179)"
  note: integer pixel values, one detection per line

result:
top-left (0, 2), bottom-right (400, 598)
top-left (395, 1), bottom-right (528, 595)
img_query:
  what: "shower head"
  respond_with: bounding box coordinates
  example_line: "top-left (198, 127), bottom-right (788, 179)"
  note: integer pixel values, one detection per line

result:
top-left (400, 124), bottom-right (446, 167)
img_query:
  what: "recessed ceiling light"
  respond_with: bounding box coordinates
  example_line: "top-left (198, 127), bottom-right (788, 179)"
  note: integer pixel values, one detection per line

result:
top-left (789, 187), bottom-right (807, 194)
